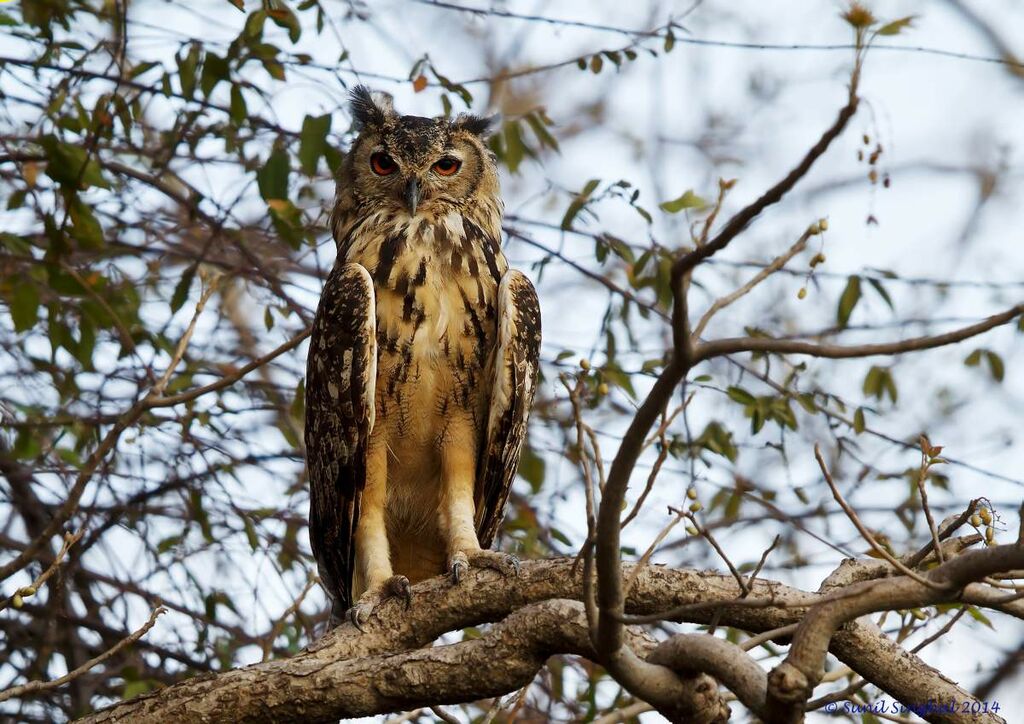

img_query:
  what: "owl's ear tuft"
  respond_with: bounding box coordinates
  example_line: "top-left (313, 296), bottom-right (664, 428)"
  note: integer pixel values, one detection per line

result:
top-left (453, 113), bottom-right (500, 138)
top-left (349, 86), bottom-right (395, 129)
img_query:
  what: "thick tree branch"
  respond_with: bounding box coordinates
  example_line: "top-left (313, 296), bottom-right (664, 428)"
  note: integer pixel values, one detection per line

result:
top-left (766, 544), bottom-right (1024, 722)
top-left (74, 557), bottom-right (1009, 723)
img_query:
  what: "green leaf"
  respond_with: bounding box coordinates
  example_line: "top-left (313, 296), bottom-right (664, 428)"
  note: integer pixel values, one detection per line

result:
top-left (866, 277), bottom-right (894, 311)
top-left (200, 52), bottom-right (229, 96)
top-left (726, 386), bottom-right (755, 405)
top-left (9, 280), bottom-right (40, 332)
top-left (257, 149), bottom-right (290, 201)
top-left (123, 679), bottom-right (155, 699)
top-left (502, 121), bottom-right (527, 173)
top-left (290, 378), bottom-right (305, 420)
top-left (964, 349), bottom-right (982, 366)
top-left (876, 16), bottom-right (915, 36)
top-left (229, 84), bottom-right (247, 124)
top-left (170, 265), bottom-right (196, 313)
top-left (517, 445), bottom-right (546, 493)
top-left (157, 534), bottom-right (183, 553)
top-left (39, 135), bottom-right (110, 189)
top-left (524, 111), bottom-right (559, 152)
top-left (0, 10), bottom-right (20, 26)
top-left (659, 189), bottom-right (706, 214)
top-left (560, 178), bottom-right (600, 230)
top-left (177, 43), bottom-right (201, 99)
top-left (985, 351), bottom-right (1005, 382)
top-left (853, 407), bottom-right (866, 434)
top-left (267, 0), bottom-right (302, 43)
top-left (298, 113), bottom-right (332, 176)
top-left (964, 604), bottom-right (993, 629)
top-left (243, 517), bottom-right (259, 551)
top-left (837, 275), bottom-right (862, 327)
top-left (68, 199), bottom-right (105, 249)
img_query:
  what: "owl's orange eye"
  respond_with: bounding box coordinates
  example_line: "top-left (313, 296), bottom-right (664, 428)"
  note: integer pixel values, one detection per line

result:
top-left (433, 157), bottom-right (461, 176)
top-left (370, 152), bottom-right (397, 175)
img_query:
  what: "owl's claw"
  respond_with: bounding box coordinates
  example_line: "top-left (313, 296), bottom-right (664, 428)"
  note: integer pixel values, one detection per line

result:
top-left (347, 574), bottom-right (411, 632)
top-left (448, 550), bottom-right (520, 585)
top-left (449, 553), bottom-right (469, 585)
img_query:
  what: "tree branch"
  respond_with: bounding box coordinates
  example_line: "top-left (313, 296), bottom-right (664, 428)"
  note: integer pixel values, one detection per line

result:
top-left (695, 304), bottom-right (1023, 362)
top-left (71, 557), bottom-right (1009, 724)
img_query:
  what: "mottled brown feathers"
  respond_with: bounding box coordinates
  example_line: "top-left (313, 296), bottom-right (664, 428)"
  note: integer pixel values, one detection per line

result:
top-left (305, 264), bottom-right (376, 612)
top-left (306, 88), bottom-right (540, 623)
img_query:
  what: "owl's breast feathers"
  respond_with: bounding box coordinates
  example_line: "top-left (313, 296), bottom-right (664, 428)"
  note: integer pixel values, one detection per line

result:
top-left (340, 209), bottom-right (508, 434)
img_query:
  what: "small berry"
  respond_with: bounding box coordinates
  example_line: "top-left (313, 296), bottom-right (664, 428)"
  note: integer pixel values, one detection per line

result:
top-left (686, 488), bottom-right (697, 500)
top-left (689, 502), bottom-right (702, 513)
top-left (597, 383), bottom-right (609, 395)
top-left (970, 514), bottom-right (982, 528)
top-left (12, 594), bottom-right (23, 609)
top-left (979, 507), bottom-right (991, 525)
top-left (797, 287), bottom-right (808, 300)
top-left (580, 358), bottom-right (591, 371)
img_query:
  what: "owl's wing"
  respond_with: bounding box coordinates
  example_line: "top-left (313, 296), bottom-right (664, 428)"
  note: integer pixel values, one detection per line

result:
top-left (305, 262), bottom-right (377, 619)
top-left (475, 269), bottom-right (542, 548)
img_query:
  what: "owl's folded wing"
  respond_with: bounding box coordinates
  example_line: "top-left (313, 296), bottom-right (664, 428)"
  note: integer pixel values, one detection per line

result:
top-left (305, 263), bottom-right (377, 618)
top-left (475, 269), bottom-right (542, 548)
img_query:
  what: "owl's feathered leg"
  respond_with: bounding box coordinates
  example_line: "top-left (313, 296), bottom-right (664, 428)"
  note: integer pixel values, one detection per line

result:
top-left (441, 417), bottom-right (520, 583)
top-left (349, 430), bottom-right (411, 630)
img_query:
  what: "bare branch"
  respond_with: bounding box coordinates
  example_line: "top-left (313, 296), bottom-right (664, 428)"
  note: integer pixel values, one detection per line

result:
top-left (0, 606), bottom-right (165, 704)
top-left (696, 304), bottom-right (1022, 362)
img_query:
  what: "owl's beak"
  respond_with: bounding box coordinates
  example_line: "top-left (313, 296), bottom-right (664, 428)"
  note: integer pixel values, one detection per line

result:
top-left (403, 178), bottom-right (421, 216)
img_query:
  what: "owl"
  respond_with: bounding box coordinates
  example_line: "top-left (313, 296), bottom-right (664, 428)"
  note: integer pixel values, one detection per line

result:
top-left (305, 86), bottom-right (542, 628)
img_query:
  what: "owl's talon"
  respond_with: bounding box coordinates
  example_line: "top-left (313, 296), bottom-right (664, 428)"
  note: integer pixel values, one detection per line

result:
top-left (347, 574), bottom-right (412, 631)
top-left (448, 549), bottom-right (520, 583)
top-left (449, 553), bottom-right (469, 585)
top-left (388, 574), bottom-right (413, 610)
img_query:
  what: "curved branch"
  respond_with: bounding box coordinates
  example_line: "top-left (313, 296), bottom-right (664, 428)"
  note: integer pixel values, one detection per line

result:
top-left (69, 558), bottom-right (1005, 723)
top-left (79, 600), bottom-right (720, 724)
top-left (648, 634), bottom-right (767, 718)
top-left (766, 544), bottom-right (1024, 723)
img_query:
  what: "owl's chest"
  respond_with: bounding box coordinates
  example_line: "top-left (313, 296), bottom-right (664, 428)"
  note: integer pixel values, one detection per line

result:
top-left (345, 213), bottom-right (506, 415)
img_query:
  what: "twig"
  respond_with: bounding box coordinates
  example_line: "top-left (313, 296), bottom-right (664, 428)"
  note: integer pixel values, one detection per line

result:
top-left (430, 706), bottom-right (461, 724)
top-left (0, 530), bottom-right (82, 613)
top-left (903, 500), bottom-right (979, 568)
top-left (151, 275), bottom-right (221, 397)
top-left (682, 509), bottom-right (749, 596)
top-left (261, 576), bottom-right (318, 662)
top-left (692, 226), bottom-right (813, 338)
top-left (915, 444), bottom-right (945, 564)
top-left (814, 444), bottom-right (941, 589)
top-left (741, 623), bottom-right (799, 652)
top-left (0, 606), bottom-right (166, 703)
top-left (747, 535), bottom-right (781, 591)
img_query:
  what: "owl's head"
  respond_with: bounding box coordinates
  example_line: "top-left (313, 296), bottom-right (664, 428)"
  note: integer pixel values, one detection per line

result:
top-left (336, 86), bottom-right (499, 221)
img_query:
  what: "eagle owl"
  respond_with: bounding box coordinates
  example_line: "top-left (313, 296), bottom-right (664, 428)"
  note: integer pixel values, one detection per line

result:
top-left (305, 87), bottom-right (541, 627)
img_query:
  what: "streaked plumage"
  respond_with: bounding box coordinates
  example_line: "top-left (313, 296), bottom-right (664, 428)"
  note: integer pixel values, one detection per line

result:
top-left (306, 87), bottom-right (541, 626)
